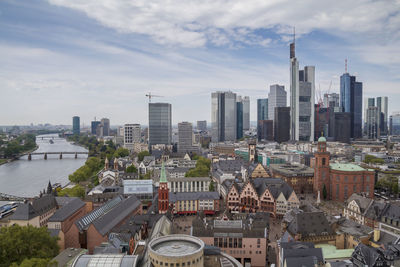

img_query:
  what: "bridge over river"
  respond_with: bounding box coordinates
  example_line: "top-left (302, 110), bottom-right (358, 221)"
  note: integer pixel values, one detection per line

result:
top-left (24, 151), bottom-right (89, 160)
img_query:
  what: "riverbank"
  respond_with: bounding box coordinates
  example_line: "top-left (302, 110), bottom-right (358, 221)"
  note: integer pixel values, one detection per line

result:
top-left (0, 145), bottom-right (39, 166)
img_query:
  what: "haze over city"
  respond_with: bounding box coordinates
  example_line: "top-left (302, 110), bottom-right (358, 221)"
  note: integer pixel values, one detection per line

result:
top-left (1, 0), bottom-right (399, 125)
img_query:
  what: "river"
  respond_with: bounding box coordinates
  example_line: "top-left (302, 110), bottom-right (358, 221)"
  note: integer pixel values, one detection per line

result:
top-left (0, 134), bottom-right (88, 197)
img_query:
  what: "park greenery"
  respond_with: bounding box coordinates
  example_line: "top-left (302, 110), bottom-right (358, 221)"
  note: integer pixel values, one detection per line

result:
top-left (0, 225), bottom-right (59, 267)
top-left (57, 185), bottom-right (86, 198)
top-left (364, 154), bottom-right (385, 165)
top-left (138, 150), bottom-right (150, 161)
top-left (0, 134), bottom-right (37, 158)
top-left (185, 156), bottom-right (211, 177)
top-left (376, 175), bottom-right (399, 194)
top-left (68, 157), bottom-right (103, 184)
top-left (126, 164), bottom-right (138, 173)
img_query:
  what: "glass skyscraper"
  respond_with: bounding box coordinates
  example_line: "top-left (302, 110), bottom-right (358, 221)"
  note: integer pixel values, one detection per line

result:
top-left (72, 116), bottom-right (80, 135)
top-left (237, 101), bottom-right (243, 140)
top-left (340, 73), bottom-right (363, 139)
top-left (149, 103), bottom-right (172, 147)
top-left (257, 99), bottom-right (268, 122)
top-left (268, 84), bottom-right (286, 121)
top-left (211, 91), bottom-right (237, 142)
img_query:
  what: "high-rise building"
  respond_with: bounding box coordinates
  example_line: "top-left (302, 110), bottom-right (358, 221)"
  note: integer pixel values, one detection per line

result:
top-left (257, 99), bottom-right (268, 122)
top-left (101, 118), bottom-right (110, 136)
top-left (340, 73), bottom-right (363, 139)
top-left (211, 91), bottom-right (237, 142)
top-left (236, 100), bottom-right (243, 140)
top-left (258, 120), bottom-right (274, 141)
top-left (376, 96), bottom-right (388, 135)
top-left (390, 113), bottom-right (400, 135)
top-left (268, 84), bottom-right (286, 121)
top-left (334, 112), bottom-right (351, 143)
top-left (124, 124), bottom-right (141, 149)
top-left (366, 107), bottom-right (379, 139)
top-left (149, 103), bottom-right (172, 147)
top-left (72, 116), bottom-right (80, 135)
top-left (289, 38), bottom-right (315, 141)
top-left (274, 107), bottom-right (290, 143)
top-left (197, 120), bottom-right (207, 131)
top-left (178, 122), bottom-right (193, 153)
top-left (314, 105), bottom-right (329, 140)
top-left (91, 120), bottom-right (101, 135)
top-left (242, 96), bottom-right (250, 131)
top-left (323, 93), bottom-right (339, 108)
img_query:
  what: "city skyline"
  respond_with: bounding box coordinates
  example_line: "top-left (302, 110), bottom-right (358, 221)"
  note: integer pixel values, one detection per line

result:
top-left (1, 0), bottom-right (399, 125)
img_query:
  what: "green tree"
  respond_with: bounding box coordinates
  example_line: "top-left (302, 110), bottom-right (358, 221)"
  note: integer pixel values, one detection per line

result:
top-left (126, 165), bottom-right (137, 173)
top-left (58, 185), bottom-right (85, 198)
top-left (322, 184), bottom-right (327, 200)
top-left (138, 151), bottom-right (150, 161)
top-left (209, 181), bottom-right (215, 191)
top-left (0, 225), bottom-right (59, 267)
top-left (364, 155), bottom-right (385, 164)
top-left (10, 258), bottom-right (50, 267)
top-left (185, 156), bottom-right (211, 177)
top-left (114, 147), bottom-right (129, 158)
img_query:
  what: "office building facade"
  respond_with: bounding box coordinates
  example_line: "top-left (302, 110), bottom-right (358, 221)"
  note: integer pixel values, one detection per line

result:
top-left (101, 118), bottom-right (110, 136)
top-left (274, 107), bottom-right (290, 143)
top-left (258, 120), bottom-right (274, 141)
top-left (376, 96), bottom-right (388, 135)
top-left (334, 112), bottom-right (351, 143)
top-left (178, 122), bottom-right (193, 153)
top-left (390, 113), bottom-right (400, 135)
top-left (242, 96), bottom-right (250, 131)
top-left (323, 93), bottom-right (339, 108)
top-left (289, 39), bottom-right (315, 142)
top-left (237, 101), bottom-right (243, 140)
top-left (211, 91), bottom-right (237, 142)
top-left (72, 116), bottom-right (80, 135)
top-left (149, 103), bottom-right (172, 147)
top-left (366, 107), bottom-right (379, 139)
top-left (124, 124), bottom-right (141, 149)
top-left (340, 73), bottom-right (363, 139)
top-left (257, 98), bottom-right (268, 122)
top-left (268, 84), bottom-right (287, 121)
top-left (196, 120), bottom-right (207, 131)
top-left (91, 121), bottom-right (101, 135)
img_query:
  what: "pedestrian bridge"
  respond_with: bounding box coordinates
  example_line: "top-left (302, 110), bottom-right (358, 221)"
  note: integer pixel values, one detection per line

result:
top-left (0, 192), bottom-right (27, 201)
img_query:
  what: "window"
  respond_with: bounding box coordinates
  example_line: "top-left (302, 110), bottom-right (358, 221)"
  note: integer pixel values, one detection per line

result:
top-left (336, 184), bottom-right (339, 199)
top-left (366, 176), bottom-right (370, 182)
top-left (322, 158), bottom-right (326, 166)
top-left (353, 176), bottom-right (357, 182)
top-left (345, 176), bottom-right (348, 182)
top-left (353, 185), bottom-right (357, 192)
top-left (344, 185), bottom-right (348, 199)
top-left (336, 175), bottom-right (340, 182)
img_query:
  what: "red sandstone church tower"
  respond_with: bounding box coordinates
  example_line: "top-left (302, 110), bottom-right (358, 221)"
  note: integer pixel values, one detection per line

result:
top-left (314, 136), bottom-right (331, 199)
top-left (158, 162), bottom-right (169, 214)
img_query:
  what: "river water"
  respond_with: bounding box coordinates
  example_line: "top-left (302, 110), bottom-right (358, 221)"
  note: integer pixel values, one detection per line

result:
top-left (0, 134), bottom-right (87, 197)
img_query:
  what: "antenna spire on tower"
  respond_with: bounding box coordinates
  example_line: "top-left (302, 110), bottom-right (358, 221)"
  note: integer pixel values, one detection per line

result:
top-left (294, 26), bottom-right (296, 44)
top-left (345, 58), bottom-right (348, 73)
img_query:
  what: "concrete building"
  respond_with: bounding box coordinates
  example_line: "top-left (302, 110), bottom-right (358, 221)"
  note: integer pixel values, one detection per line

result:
top-left (178, 122), bottom-right (193, 153)
top-left (274, 107), bottom-right (290, 143)
top-left (242, 96), bottom-right (250, 131)
top-left (149, 103), bottom-right (172, 147)
top-left (340, 72), bottom-right (363, 139)
top-left (324, 93), bottom-right (340, 108)
top-left (197, 120), bottom-right (207, 131)
top-left (211, 91), bottom-right (237, 142)
top-left (268, 84), bottom-right (286, 121)
top-left (289, 37), bottom-right (315, 142)
top-left (72, 116), bottom-right (80, 135)
top-left (168, 177), bottom-right (211, 193)
top-left (101, 118), bottom-right (110, 136)
top-left (123, 124), bottom-right (141, 150)
top-left (192, 213), bottom-right (269, 267)
top-left (269, 163), bottom-right (314, 194)
top-left (313, 137), bottom-right (375, 201)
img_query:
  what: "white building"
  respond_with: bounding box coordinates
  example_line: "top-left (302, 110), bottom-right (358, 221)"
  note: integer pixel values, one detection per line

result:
top-left (268, 84), bottom-right (287, 121)
top-left (124, 124), bottom-right (141, 150)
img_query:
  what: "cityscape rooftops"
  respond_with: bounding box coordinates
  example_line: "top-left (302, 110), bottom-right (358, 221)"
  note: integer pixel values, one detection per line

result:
top-left (330, 163), bottom-right (367, 172)
top-left (270, 163), bottom-right (314, 177)
top-left (48, 197), bottom-right (85, 222)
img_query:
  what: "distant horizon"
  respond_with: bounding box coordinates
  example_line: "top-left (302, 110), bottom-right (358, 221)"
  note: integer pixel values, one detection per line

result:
top-left (1, 0), bottom-right (399, 125)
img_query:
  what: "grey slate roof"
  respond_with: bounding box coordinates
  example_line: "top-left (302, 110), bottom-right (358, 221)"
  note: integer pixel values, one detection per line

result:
top-left (10, 194), bottom-right (56, 220)
top-left (213, 159), bottom-right (243, 172)
top-left (284, 256), bottom-right (318, 267)
top-left (48, 198), bottom-right (86, 222)
top-left (235, 178), bottom-right (294, 199)
top-left (55, 196), bottom-right (77, 207)
top-left (346, 193), bottom-right (373, 213)
top-left (287, 211), bottom-right (335, 237)
top-left (169, 191), bottom-right (220, 202)
top-left (281, 242), bottom-right (324, 267)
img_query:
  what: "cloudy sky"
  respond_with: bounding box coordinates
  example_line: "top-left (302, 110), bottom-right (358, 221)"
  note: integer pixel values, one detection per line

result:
top-left (1, 0), bottom-right (399, 126)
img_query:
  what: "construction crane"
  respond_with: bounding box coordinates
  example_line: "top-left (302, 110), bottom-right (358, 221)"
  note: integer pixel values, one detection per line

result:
top-left (145, 92), bottom-right (164, 103)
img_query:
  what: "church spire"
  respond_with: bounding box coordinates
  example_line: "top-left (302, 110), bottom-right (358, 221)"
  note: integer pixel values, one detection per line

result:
top-left (160, 161), bottom-right (167, 183)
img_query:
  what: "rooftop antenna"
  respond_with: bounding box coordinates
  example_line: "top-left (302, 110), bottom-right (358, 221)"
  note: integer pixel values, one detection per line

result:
top-left (293, 26), bottom-right (295, 44)
top-left (345, 58), bottom-right (348, 73)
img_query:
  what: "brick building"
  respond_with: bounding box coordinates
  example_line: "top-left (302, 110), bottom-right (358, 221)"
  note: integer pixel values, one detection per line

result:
top-left (269, 163), bottom-right (314, 194)
top-left (314, 136), bottom-right (375, 201)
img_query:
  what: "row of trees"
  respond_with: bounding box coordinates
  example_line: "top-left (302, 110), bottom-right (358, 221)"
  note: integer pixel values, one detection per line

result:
top-left (1, 134), bottom-right (37, 158)
top-left (376, 175), bottom-right (399, 194)
top-left (185, 156), bottom-right (211, 177)
top-left (0, 225), bottom-right (59, 267)
top-left (364, 154), bottom-right (385, 164)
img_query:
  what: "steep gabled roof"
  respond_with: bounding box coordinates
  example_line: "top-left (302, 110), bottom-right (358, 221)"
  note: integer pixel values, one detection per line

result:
top-left (10, 194), bottom-right (57, 221)
top-left (288, 212), bottom-right (334, 237)
top-left (48, 198), bottom-right (86, 222)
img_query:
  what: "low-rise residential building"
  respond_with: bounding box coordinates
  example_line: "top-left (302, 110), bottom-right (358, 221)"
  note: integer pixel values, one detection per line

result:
top-left (226, 178), bottom-right (299, 217)
top-left (192, 213), bottom-right (269, 267)
top-left (269, 163), bottom-right (314, 194)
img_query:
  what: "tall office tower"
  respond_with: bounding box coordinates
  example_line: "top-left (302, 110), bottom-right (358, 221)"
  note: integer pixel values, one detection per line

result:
top-left (390, 113), bottom-right (400, 135)
top-left (334, 112), bottom-right (351, 143)
top-left (364, 98), bottom-right (375, 134)
top-left (258, 120), bottom-right (274, 141)
top-left (237, 100), bottom-right (243, 140)
top-left (268, 84), bottom-right (287, 121)
top-left (242, 96), bottom-right (250, 131)
top-left (72, 116), bottom-right (80, 135)
top-left (314, 105), bottom-right (329, 140)
top-left (197, 120), bottom-right (207, 131)
top-left (211, 91), bottom-right (237, 142)
top-left (366, 107), bottom-right (379, 139)
top-left (101, 118), bottom-right (110, 136)
top-left (377, 96), bottom-right (388, 135)
top-left (289, 37), bottom-right (315, 141)
top-left (124, 124), bottom-right (141, 149)
top-left (91, 120), bottom-right (101, 135)
top-left (257, 99), bottom-right (268, 122)
top-left (274, 107), bottom-right (290, 143)
top-left (149, 103), bottom-right (172, 147)
top-left (340, 72), bottom-right (363, 139)
top-left (323, 93), bottom-right (339, 108)
top-left (178, 122), bottom-right (193, 153)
